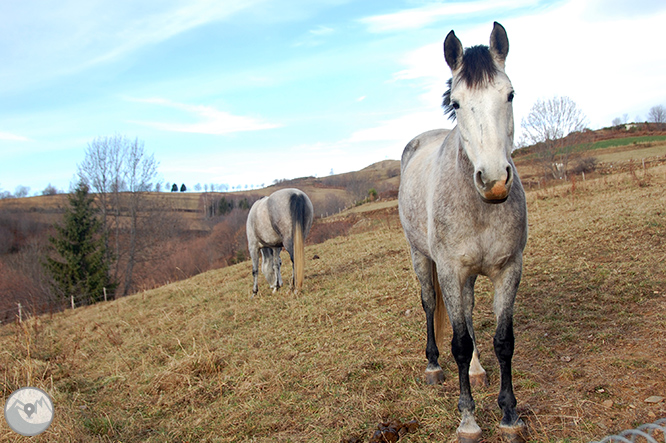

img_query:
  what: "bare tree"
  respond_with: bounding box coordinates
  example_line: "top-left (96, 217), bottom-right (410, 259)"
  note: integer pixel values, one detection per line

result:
top-left (77, 134), bottom-right (160, 297)
top-left (647, 105), bottom-right (666, 123)
top-left (78, 134), bottom-right (126, 278)
top-left (42, 184), bottom-right (60, 196)
top-left (14, 186), bottom-right (30, 198)
top-left (120, 139), bottom-right (158, 295)
top-left (520, 96), bottom-right (588, 180)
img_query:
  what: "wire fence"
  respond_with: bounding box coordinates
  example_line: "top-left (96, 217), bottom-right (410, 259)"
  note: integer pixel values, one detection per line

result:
top-left (591, 419), bottom-right (666, 443)
top-left (0, 290), bottom-right (111, 324)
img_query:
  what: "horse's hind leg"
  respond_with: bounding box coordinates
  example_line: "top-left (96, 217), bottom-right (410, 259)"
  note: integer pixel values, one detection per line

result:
top-left (462, 275), bottom-right (488, 387)
top-left (410, 249), bottom-right (445, 384)
top-left (272, 247), bottom-right (283, 290)
top-left (282, 237), bottom-right (296, 290)
top-left (250, 247), bottom-right (260, 296)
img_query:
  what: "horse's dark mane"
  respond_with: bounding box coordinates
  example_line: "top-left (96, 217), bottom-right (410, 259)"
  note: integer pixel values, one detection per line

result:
top-left (442, 79), bottom-right (456, 121)
top-left (442, 45), bottom-right (498, 121)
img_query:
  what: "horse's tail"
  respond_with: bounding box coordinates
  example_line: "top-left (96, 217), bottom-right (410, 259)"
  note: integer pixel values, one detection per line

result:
top-left (290, 192), bottom-right (308, 292)
top-left (431, 261), bottom-right (448, 351)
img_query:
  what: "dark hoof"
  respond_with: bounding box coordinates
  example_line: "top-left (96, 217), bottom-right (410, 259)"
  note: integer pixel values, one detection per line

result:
top-left (499, 421), bottom-right (527, 443)
top-left (469, 371), bottom-right (488, 388)
top-left (424, 368), bottom-right (445, 385)
top-left (456, 429), bottom-right (482, 443)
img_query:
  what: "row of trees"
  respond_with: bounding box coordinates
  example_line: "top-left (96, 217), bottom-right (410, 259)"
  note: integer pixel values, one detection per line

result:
top-left (0, 183), bottom-right (62, 199)
top-left (612, 105), bottom-right (666, 126)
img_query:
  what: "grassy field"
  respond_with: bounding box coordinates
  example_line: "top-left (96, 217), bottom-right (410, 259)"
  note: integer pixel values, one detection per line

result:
top-left (1, 164), bottom-right (665, 442)
top-left (583, 135), bottom-right (666, 152)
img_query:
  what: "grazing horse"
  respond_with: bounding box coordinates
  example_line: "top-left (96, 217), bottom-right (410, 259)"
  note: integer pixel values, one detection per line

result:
top-left (246, 188), bottom-right (314, 295)
top-left (398, 22), bottom-right (528, 443)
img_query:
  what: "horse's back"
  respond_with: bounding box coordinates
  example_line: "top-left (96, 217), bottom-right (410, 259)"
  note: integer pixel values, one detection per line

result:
top-left (263, 188), bottom-right (314, 242)
top-left (247, 196), bottom-right (280, 246)
top-left (401, 129), bottom-right (451, 172)
top-left (399, 130), bottom-right (452, 255)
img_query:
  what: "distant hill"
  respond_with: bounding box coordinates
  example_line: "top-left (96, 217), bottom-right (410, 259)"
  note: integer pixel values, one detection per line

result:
top-left (0, 159), bottom-right (401, 226)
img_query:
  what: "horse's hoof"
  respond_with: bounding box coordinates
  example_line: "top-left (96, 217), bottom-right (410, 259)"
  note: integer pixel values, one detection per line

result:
top-left (424, 368), bottom-right (445, 385)
top-left (456, 428), bottom-right (482, 443)
top-left (499, 421), bottom-right (527, 443)
top-left (469, 371), bottom-right (488, 387)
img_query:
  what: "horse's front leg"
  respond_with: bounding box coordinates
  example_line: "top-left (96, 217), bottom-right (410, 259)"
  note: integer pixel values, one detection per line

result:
top-left (493, 260), bottom-right (526, 443)
top-left (438, 267), bottom-right (481, 443)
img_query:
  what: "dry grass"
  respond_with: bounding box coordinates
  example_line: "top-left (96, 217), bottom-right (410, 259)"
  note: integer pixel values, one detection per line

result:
top-left (1, 165), bottom-right (665, 442)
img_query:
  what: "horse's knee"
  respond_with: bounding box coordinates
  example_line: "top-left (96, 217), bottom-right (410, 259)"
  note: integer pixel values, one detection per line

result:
top-left (493, 319), bottom-right (515, 361)
top-left (451, 330), bottom-right (474, 364)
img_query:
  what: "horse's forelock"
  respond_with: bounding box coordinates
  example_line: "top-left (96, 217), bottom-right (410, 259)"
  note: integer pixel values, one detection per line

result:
top-left (460, 45), bottom-right (498, 88)
top-left (441, 45), bottom-right (499, 120)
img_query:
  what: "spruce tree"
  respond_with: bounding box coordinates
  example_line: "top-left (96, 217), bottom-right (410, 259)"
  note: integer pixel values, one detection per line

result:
top-left (45, 183), bottom-right (116, 305)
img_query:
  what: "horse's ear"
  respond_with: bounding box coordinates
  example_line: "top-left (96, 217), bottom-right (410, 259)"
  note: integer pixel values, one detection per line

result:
top-left (489, 21), bottom-right (509, 68)
top-left (444, 30), bottom-right (463, 72)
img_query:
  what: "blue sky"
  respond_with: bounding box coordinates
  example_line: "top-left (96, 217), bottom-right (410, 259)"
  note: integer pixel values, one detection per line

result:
top-left (2, 0), bottom-right (666, 195)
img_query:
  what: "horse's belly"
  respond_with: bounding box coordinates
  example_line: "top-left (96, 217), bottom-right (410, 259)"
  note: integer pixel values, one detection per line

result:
top-left (257, 230), bottom-right (282, 248)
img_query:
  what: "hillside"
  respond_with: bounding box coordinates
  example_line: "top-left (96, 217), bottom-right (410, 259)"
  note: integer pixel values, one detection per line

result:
top-left (0, 159), bottom-right (401, 226)
top-left (1, 163), bottom-right (664, 442)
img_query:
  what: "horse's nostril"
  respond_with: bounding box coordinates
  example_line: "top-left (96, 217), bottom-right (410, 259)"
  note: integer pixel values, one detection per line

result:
top-left (476, 170), bottom-right (484, 186)
top-left (505, 166), bottom-right (512, 185)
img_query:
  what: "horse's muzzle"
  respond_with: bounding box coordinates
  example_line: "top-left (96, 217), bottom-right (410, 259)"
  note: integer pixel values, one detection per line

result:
top-left (476, 166), bottom-right (513, 203)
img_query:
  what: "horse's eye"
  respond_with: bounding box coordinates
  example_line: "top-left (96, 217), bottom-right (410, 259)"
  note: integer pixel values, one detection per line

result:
top-left (508, 91), bottom-right (515, 103)
top-left (452, 101), bottom-right (460, 110)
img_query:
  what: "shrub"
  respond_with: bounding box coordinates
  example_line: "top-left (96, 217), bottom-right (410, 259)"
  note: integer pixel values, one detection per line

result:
top-left (572, 157), bottom-right (598, 175)
top-left (307, 219), bottom-right (354, 245)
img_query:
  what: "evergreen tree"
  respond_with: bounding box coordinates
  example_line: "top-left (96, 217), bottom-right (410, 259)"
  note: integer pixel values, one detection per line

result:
top-left (238, 197), bottom-right (250, 210)
top-left (180, 183), bottom-right (187, 192)
top-left (171, 183), bottom-right (178, 192)
top-left (44, 183), bottom-right (116, 305)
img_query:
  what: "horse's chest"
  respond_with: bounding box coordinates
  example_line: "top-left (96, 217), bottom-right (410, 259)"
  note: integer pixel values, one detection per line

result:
top-left (431, 210), bottom-right (522, 275)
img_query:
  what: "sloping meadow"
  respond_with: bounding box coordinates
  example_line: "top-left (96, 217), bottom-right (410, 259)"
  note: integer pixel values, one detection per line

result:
top-left (1, 165), bottom-right (665, 442)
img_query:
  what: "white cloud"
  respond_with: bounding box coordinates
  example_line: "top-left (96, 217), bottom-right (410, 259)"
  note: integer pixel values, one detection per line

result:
top-left (359, 0), bottom-right (540, 33)
top-left (83, 0), bottom-right (264, 67)
top-left (347, 111), bottom-right (448, 145)
top-left (381, 0), bottom-right (666, 131)
top-left (0, 0), bottom-right (265, 88)
top-left (309, 25), bottom-right (334, 36)
top-left (0, 131), bottom-right (31, 142)
top-left (129, 97), bottom-right (281, 135)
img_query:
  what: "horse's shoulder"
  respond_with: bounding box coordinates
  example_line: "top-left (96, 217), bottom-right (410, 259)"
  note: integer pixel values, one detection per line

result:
top-left (401, 129), bottom-right (451, 169)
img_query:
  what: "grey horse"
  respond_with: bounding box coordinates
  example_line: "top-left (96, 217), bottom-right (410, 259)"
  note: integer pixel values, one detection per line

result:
top-left (398, 22), bottom-right (528, 443)
top-left (246, 188), bottom-right (313, 295)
